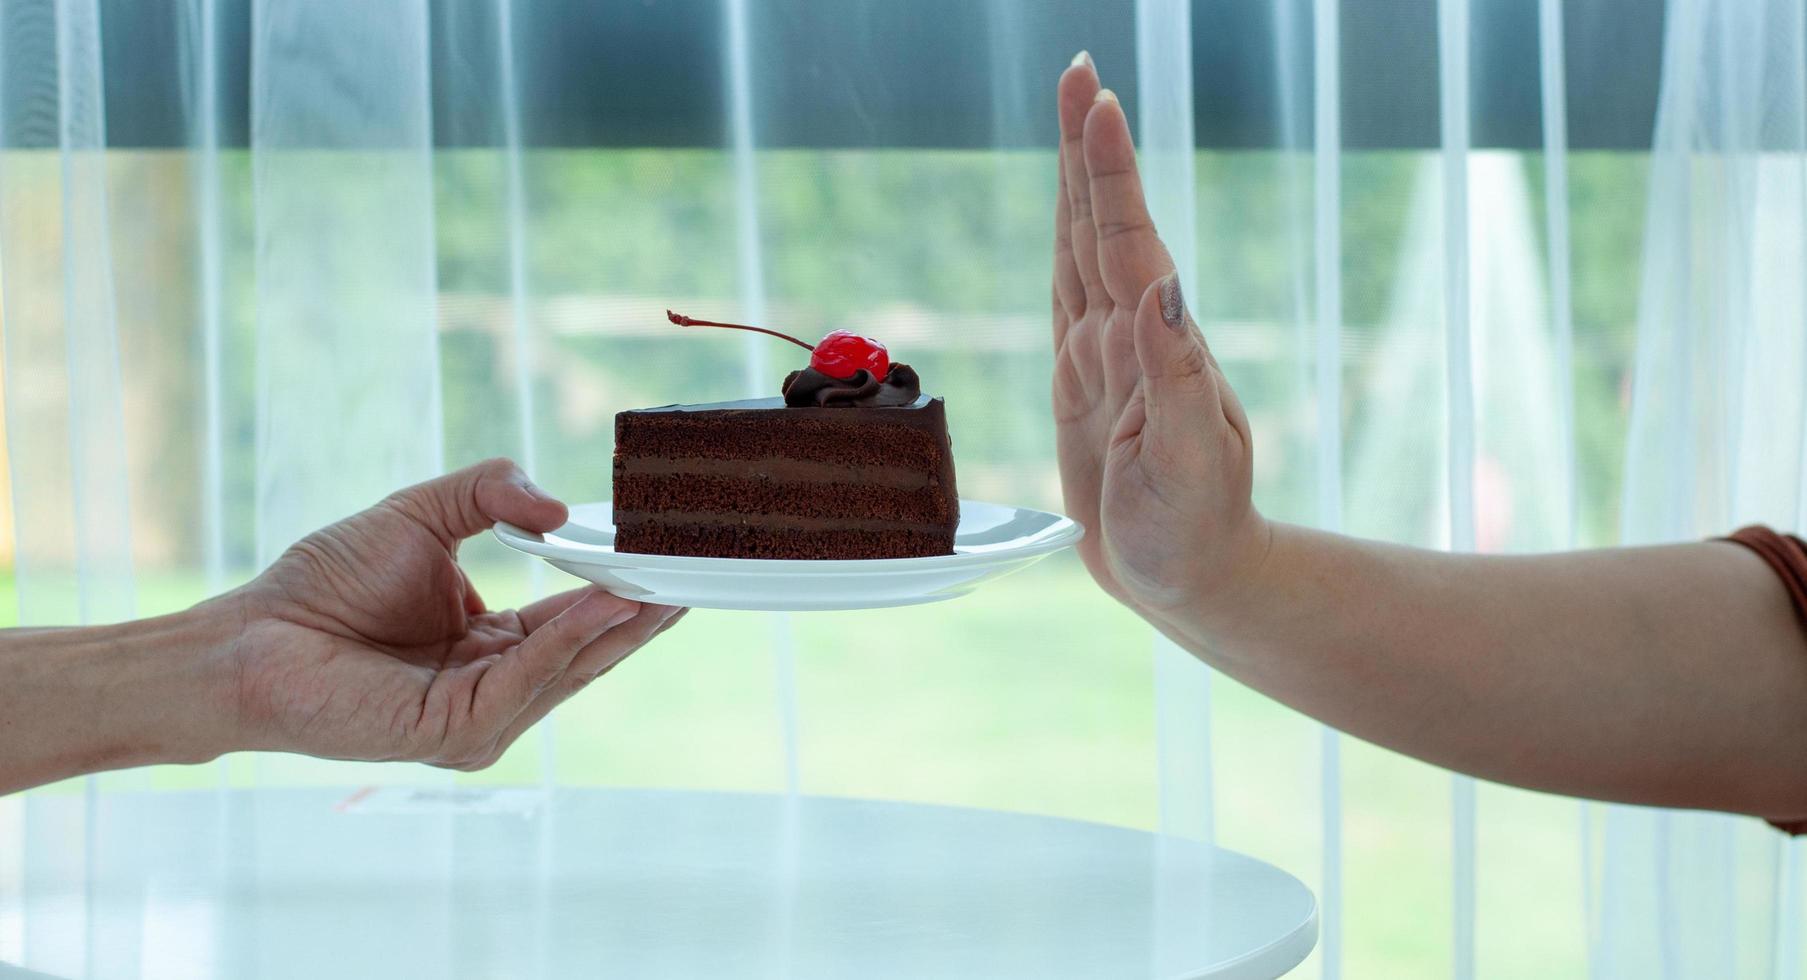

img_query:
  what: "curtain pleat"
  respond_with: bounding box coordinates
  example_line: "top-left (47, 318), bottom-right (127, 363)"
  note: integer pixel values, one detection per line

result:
top-left (1539, 0), bottom-right (1596, 974)
top-left (0, 0), bottom-right (135, 629)
top-left (722, 0), bottom-right (804, 802)
top-left (1264, 0), bottom-right (1336, 975)
top-left (48, 0), bottom-right (132, 631)
top-left (1269, 0), bottom-right (1345, 974)
top-left (433, 0), bottom-right (558, 785)
top-left (1310, 0), bottom-right (1345, 972)
top-left (490, 0), bottom-right (556, 789)
top-left (1607, 0), bottom-right (1804, 975)
top-left (1537, 1), bottom-right (1576, 552)
top-left (177, 0), bottom-right (228, 597)
top-left (249, 0), bottom-right (443, 784)
top-left (0, 0), bottom-right (135, 970)
top-left (1137, 0), bottom-right (1216, 848)
top-left (250, 0), bottom-right (443, 564)
top-left (242, 13), bottom-right (460, 971)
top-left (1435, 1), bottom-right (1478, 977)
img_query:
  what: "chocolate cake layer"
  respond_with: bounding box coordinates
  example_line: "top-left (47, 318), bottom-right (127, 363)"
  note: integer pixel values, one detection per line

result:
top-left (612, 523), bottom-right (953, 561)
top-left (617, 397), bottom-right (949, 470)
top-left (612, 395), bottom-right (958, 560)
top-left (613, 510), bottom-right (951, 534)
top-left (616, 456), bottom-right (934, 490)
top-left (614, 476), bottom-right (951, 525)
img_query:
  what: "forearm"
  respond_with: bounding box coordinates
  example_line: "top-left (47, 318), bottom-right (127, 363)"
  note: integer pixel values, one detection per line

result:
top-left (0, 601), bottom-right (241, 795)
top-left (1156, 522), bottom-right (1807, 818)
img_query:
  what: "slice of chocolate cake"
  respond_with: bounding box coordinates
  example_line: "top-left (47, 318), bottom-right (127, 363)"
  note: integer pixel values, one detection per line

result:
top-left (612, 313), bottom-right (959, 560)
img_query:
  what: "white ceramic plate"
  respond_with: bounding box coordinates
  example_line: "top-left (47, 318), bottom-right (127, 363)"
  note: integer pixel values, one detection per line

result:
top-left (493, 500), bottom-right (1083, 611)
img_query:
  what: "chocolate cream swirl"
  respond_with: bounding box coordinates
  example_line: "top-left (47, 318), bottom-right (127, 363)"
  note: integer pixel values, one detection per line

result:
top-left (782, 364), bottom-right (921, 407)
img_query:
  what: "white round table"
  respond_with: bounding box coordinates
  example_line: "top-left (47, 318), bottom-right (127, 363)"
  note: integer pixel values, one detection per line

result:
top-left (7, 788), bottom-right (1317, 979)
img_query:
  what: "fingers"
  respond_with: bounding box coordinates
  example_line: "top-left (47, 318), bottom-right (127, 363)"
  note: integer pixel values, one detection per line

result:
top-left (385, 458), bottom-right (568, 547)
top-left (515, 586), bottom-right (598, 635)
top-left (651, 607), bottom-right (689, 639)
top-left (1077, 93), bottom-right (1155, 429)
top-left (1082, 91), bottom-right (1176, 311)
top-left (1057, 54), bottom-right (1107, 313)
top-left (471, 590), bottom-right (640, 725)
top-left (566, 603), bottom-right (680, 681)
top-left (461, 603), bottom-right (685, 770)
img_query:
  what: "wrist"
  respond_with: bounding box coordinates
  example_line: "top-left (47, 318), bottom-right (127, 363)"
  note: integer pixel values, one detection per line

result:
top-left (0, 601), bottom-right (248, 794)
top-left (1123, 508), bottom-right (1276, 639)
top-left (68, 600), bottom-right (246, 769)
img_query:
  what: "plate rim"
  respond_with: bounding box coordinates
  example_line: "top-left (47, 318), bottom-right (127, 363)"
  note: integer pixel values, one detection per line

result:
top-left (493, 498), bottom-right (1084, 573)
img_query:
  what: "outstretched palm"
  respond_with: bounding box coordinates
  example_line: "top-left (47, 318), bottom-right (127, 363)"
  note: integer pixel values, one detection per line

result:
top-left (1050, 56), bottom-right (1265, 616)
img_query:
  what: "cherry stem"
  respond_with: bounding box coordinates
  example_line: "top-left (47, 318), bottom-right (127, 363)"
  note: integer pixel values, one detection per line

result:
top-left (666, 310), bottom-right (816, 352)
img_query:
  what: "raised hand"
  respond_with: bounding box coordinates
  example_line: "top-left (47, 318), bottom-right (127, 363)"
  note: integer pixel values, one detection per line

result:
top-left (1051, 54), bottom-right (1268, 616)
top-left (224, 459), bottom-right (682, 770)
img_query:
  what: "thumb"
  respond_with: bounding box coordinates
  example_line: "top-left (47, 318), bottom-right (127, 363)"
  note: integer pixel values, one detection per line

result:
top-left (1133, 272), bottom-right (1220, 440)
top-left (385, 457), bottom-right (569, 546)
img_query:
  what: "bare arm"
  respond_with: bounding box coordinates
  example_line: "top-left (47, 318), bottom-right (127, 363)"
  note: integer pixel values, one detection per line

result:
top-left (1050, 54), bottom-right (1807, 822)
top-left (1169, 526), bottom-right (1807, 819)
top-left (0, 459), bottom-right (681, 796)
top-left (0, 613), bottom-right (236, 795)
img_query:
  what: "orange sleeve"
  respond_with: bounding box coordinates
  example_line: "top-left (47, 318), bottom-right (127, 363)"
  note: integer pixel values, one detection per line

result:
top-left (1723, 526), bottom-right (1807, 835)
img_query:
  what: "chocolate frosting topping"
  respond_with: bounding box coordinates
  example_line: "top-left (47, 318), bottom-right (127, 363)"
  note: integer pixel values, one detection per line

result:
top-left (782, 364), bottom-right (922, 408)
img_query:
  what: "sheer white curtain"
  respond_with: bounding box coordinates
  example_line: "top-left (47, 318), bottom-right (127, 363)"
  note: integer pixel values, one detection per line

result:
top-left (0, 0), bottom-right (1803, 976)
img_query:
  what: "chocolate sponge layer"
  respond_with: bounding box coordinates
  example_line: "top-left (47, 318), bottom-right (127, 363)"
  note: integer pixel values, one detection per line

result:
top-left (613, 523), bottom-right (953, 560)
top-left (612, 396), bottom-right (958, 560)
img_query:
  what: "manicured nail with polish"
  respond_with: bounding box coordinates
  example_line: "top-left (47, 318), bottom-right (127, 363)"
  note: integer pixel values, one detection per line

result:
top-left (1159, 273), bottom-right (1186, 332)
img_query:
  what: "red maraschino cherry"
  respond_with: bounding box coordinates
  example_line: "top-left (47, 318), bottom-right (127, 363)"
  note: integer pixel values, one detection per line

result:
top-left (667, 310), bottom-right (890, 382)
top-left (809, 330), bottom-right (889, 381)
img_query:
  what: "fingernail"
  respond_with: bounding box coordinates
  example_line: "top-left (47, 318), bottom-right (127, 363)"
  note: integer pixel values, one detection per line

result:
top-left (1159, 273), bottom-right (1186, 332)
top-left (520, 479), bottom-right (560, 505)
top-left (1070, 50), bottom-right (1092, 69)
top-left (1095, 88), bottom-right (1118, 105)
